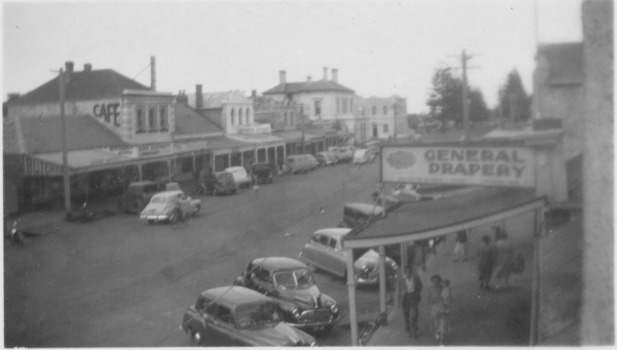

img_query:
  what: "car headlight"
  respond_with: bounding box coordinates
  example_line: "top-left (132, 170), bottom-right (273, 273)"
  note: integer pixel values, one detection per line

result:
top-left (292, 308), bottom-right (301, 319)
top-left (330, 304), bottom-right (339, 314)
top-left (310, 340), bottom-right (318, 347)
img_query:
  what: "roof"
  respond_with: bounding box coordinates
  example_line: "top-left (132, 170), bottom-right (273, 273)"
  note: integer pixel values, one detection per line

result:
top-left (13, 114), bottom-right (127, 154)
top-left (313, 228), bottom-right (352, 239)
top-left (537, 42), bottom-right (584, 86)
top-left (187, 91), bottom-right (251, 109)
top-left (263, 80), bottom-right (354, 95)
top-left (346, 187), bottom-right (537, 242)
top-left (202, 286), bottom-right (269, 305)
top-left (11, 69), bottom-right (150, 105)
top-left (151, 190), bottom-right (183, 198)
top-left (206, 136), bottom-right (254, 151)
top-left (251, 257), bottom-right (308, 271)
top-left (345, 202), bottom-right (385, 215)
top-left (173, 103), bottom-right (223, 135)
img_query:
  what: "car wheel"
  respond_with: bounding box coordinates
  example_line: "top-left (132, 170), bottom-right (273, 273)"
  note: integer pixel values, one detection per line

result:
top-left (168, 209), bottom-right (181, 223)
top-left (193, 205), bottom-right (201, 216)
top-left (189, 328), bottom-right (203, 345)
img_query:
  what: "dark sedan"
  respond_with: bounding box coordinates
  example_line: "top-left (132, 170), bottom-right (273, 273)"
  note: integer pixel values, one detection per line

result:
top-left (234, 257), bottom-right (339, 333)
top-left (180, 286), bottom-right (317, 346)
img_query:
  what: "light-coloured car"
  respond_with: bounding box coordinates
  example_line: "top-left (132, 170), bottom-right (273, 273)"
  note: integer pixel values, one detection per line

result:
top-left (315, 152), bottom-right (337, 166)
top-left (140, 190), bottom-right (201, 223)
top-left (338, 147), bottom-right (354, 162)
top-left (352, 148), bottom-right (374, 164)
top-left (283, 155), bottom-right (313, 174)
top-left (304, 154), bottom-right (319, 170)
top-left (224, 166), bottom-right (252, 188)
top-left (299, 228), bottom-right (398, 285)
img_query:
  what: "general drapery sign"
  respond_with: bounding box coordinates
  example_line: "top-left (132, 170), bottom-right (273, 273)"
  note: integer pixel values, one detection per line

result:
top-left (381, 145), bottom-right (535, 188)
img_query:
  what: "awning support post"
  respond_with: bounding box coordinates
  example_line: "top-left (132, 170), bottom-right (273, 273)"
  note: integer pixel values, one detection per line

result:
top-left (346, 248), bottom-right (359, 346)
top-left (401, 241), bottom-right (408, 269)
top-left (137, 164), bottom-right (143, 181)
top-left (378, 245), bottom-right (388, 323)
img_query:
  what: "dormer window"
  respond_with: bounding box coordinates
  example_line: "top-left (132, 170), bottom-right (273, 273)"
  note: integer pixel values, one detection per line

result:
top-left (383, 106), bottom-right (388, 115)
top-left (159, 106), bottom-right (169, 131)
top-left (239, 108), bottom-right (243, 125)
top-left (136, 107), bottom-right (146, 133)
top-left (246, 108), bottom-right (250, 123)
top-left (148, 107), bottom-right (158, 132)
top-left (231, 108), bottom-right (235, 126)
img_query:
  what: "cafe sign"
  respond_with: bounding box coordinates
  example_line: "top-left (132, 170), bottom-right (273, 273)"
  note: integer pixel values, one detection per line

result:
top-left (381, 145), bottom-right (535, 188)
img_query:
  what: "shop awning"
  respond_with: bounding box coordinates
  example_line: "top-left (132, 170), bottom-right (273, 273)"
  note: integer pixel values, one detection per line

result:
top-left (28, 150), bottom-right (139, 175)
top-left (344, 187), bottom-right (543, 248)
top-left (225, 133), bottom-right (286, 147)
top-left (205, 136), bottom-right (254, 154)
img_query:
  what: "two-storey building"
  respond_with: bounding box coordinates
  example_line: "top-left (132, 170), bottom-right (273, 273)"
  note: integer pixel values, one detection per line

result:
top-left (354, 95), bottom-right (410, 142)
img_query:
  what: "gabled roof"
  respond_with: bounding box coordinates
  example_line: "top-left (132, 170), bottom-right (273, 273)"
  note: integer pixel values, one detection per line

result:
top-left (10, 114), bottom-right (127, 154)
top-left (263, 80), bottom-right (354, 95)
top-left (187, 91), bottom-right (251, 109)
top-left (537, 42), bottom-right (584, 86)
top-left (11, 69), bottom-right (150, 105)
top-left (173, 103), bottom-right (223, 136)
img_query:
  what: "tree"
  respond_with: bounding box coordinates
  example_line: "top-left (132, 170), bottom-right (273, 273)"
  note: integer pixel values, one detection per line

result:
top-left (426, 67), bottom-right (489, 128)
top-left (497, 70), bottom-right (532, 122)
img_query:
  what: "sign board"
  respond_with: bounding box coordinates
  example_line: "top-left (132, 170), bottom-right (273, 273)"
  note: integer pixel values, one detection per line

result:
top-left (381, 145), bottom-right (535, 188)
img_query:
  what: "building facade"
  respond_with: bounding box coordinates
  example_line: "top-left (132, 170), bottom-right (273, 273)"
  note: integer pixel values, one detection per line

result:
top-left (354, 95), bottom-right (410, 142)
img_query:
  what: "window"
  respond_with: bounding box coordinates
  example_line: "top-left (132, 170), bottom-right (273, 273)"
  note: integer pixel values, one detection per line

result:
top-left (239, 108), bottom-right (243, 125)
top-left (314, 99), bottom-right (321, 117)
top-left (215, 304), bottom-right (233, 324)
top-left (318, 235), bottom-right (329, 247)
top-left (246, 108), bottom-right (250, 123)
top-left (336, 97), bottom-right (340, 114)
top-left (136, 107), bottom-right (146, 133)
top-left (159, 106), bottom-right (169, 131)
top-left (384, 124), bottom-right (389, 133)
top-left (383, 105), bottom-right (388, 115)
top-left (230, 108), bottom-right (235, 126)
top-left (148, 107), bottom-right (158, 132)
top-left (372, 106), bottom-right (377, 116)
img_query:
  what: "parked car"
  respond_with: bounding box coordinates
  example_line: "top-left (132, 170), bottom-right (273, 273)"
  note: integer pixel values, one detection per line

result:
top-left (283, 155), bottom-right (314, 174)
top-left (225, 166), bottom-right (252, 188)
top-left (139, 190), bottom-right (201, 223)
top-left (250, 162), bottom-right (276, 184)
top-left (202, 171), bottom-right (238, 195)
top-left (352, 148), bottom-right (374, 164)
top-left (315, 152), bottom-right (337, 166)
top-left (234, 257), bottom-right (339, 332)
top-left (299, 228), bottom-right (398, 285)
top-left (118, 181), bottom-right (162, 214)
top-left (304, 154), bottom-right (319, 170)
top-left (338, 147), bottom-right (354, 162)
top-left (326, 147), bottom-right (342, 162)
top-left (181, 286), bottom-right (317, 346)
top-left (338, 202), bottom-right (384, 229)
top-left (365, 140), bottom-right (381, 156)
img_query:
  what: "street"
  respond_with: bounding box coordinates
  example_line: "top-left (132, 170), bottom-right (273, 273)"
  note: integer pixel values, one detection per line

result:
top-left (4, 161), bottom-right (384, 347)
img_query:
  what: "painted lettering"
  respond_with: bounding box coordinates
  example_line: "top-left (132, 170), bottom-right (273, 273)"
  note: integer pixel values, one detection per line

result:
top-left (466, 149), bottom-right (479, 162)
top-left (481, 149), bottom-right (493, 162)
top-left (437, 149), bottom-right (449, 161)
top-left (512, 165), bottom-right (525, 178)
top-left (469, 163), bottom-right (481, 176)
top-left (442, 162), bottom-right (453, 174)
top-left (93, 103), bottom-right (121, 127)
top-left (429, 162), bottom-right (440, 174)
top-left (495, 150), bottom-right (511, 163)
top-left (450, 149), bottom-right (464, 161)
top-left (482, 163), bottom-right (495, 176)
top-left (496, 164), bottom-right (510, 176)
top-left (513, 150), bottom-right (526, 163)
top-left (453, 163), bottom-right (468, 175)
top-left (425, 150), bottom-right (436, 161)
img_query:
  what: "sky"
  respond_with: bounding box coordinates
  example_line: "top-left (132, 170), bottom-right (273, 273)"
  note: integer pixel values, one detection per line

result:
top-left (3, 0), bottom-right (583, 113)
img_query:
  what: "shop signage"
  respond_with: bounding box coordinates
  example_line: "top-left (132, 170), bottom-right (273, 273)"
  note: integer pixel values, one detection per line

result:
top-left (381, 145), bottom-right (535, 188)
top-left (25, 157), bottom-right (65, 176)
top-left (173, 140), bottom-right (208, 153)
top-left (93, 102), bottom-right (121, 127)
top-left (238, 124), bottom-right (272, 135)
top-left (138, 143), bottom-right (172, 157)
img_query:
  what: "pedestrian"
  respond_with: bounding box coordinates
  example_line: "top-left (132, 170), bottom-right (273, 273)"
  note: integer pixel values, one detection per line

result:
top-left (511, 249), bottom-right (526, 280)
top-left (398, 265), bottom-right (423, 338)
top-left (427, 274), bottom-right (446, 342)
top-left (493, 228), bottom-right (514, 289)
top-left (251, 173), bottom-right (259, 195)
top-left (453, 230), bottom-right (468, 262)
top-left (441, 279), bottom-right (452, 333)
top-left (477, 235), bottom-right (496, 289)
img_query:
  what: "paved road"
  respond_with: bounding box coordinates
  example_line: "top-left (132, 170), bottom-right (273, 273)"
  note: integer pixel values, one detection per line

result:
top-left (4, 160), bottom-right (384, 347)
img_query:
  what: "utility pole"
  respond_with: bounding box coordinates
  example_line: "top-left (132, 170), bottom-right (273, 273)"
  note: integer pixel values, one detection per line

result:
top-left (448, 50), bottom-right (479, 143)
top-left (59, 68), bottom-right (72, 214)
top-left (300, 104), bottom-right (305, 154)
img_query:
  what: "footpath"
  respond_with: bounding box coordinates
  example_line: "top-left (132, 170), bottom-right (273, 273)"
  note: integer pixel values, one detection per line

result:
top-left (367, 213), bottom-right (534, 346)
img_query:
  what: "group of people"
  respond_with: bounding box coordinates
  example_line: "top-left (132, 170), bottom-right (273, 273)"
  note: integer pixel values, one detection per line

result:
top-left (398, 265), bottom-right (451, 343)
top-left (477, 226), bottom-right (525, 290)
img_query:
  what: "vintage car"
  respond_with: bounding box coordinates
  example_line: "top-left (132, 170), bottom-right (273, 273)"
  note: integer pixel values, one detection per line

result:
top-left (225, 166), bottom-right (252, 188)
top-left (117, 181), bottom-right (162, 214)
top-left (202, 171), bottom-right (238, 195)
top-left (139, 190), bottom-right (201, 223)
top-left (315, 152), bottom-right (337, 166)
top-left (181, 286), bottom-right (317, 347)
top-left (234, 257), bottom-right (339, 332)
top-left (304, 154), bottom-right (319, 170)
top-left (250, 162), bottom-right (276, 184)
top-left (299, 228), bottom-right (398, 285)
top-left (352, 148), bottom-right (374, 164)
top-left (328, 147), bottom-right (352, 163)
top-left (283, 155), bottom-right (314, 175)
top-left (338, 202), bottom-right (385, 229)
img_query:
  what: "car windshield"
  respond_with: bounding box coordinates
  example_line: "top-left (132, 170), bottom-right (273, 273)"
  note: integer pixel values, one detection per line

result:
top-left (236, 301), bottom-right (282, 328)
top-left (150, 196), bottom-right (166, 203)
top-left (273, 269), bottom-right (314, 289)
top-left (216, 173), bottom-right (230, 180)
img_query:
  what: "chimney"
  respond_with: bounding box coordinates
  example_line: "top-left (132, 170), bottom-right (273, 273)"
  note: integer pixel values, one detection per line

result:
top-left (196, 84), bottom-right (203, 109)
top-left (83, 63), bottom-right (92, 72)
top-left (251, 90), bottom-right (257, 98)
top-left (331, 68), bottom-right (338, 83)
top-left (7, 93), bottom-right (21, 102)
top-left (176, 90), bottom-right (188, 105)
top-left (322, 66), bottom-right (328, 80)
top-left (150, 56), bottom-right (156, 91)
top-left (279, 70), bottom-right (286, 84)
top-left (307, 76), bottom-right (312, 82)
top-left (65, 61), bottom-right (74, 80)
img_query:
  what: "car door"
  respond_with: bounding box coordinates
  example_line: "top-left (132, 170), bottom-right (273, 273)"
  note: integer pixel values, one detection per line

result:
top-left (203, 303), bottom-right (239, 346)
top-left (330, 237), bottom-right (348, 277)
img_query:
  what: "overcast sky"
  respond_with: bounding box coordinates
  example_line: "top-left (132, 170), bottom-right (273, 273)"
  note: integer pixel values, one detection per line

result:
top-left (3, 0), bottom-right (582, 113)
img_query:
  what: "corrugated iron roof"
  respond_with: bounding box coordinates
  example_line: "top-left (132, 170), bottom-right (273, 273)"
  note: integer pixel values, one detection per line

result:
top-left (11, 69), bottom-right (150, 105)
top-left (263, 80), bottom-right (354, 95)
top-left (187, 90), bottom-right (251, 109)
top-left (173, 103), bottom-right (223, 136)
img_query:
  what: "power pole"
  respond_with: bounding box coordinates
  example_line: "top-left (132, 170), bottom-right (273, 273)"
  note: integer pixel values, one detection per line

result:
top-left (448, 50), bottom-right (479, 143)
top-left (300, 104), bottom-right (305, 154)
top-left (59, 68), bottom-right (72, 214)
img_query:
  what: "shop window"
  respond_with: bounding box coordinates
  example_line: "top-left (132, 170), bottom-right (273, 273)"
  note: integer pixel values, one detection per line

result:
top-left (181, 158), bottom-right (193, 173)
top-left (372, 106), bottom-right (377, 116)
top-left (383, 124), bottom-right (389, 133)
top-left (230, 108), bottom-right (235, 126)
top-left (159, 106), bottom-right (169, 131)
top-left (148, 107), bottom-right (158, 132)
top-left (136, 107), bottom-right (146, 133)
top-left (383, 105), bottom-right (388, 115)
